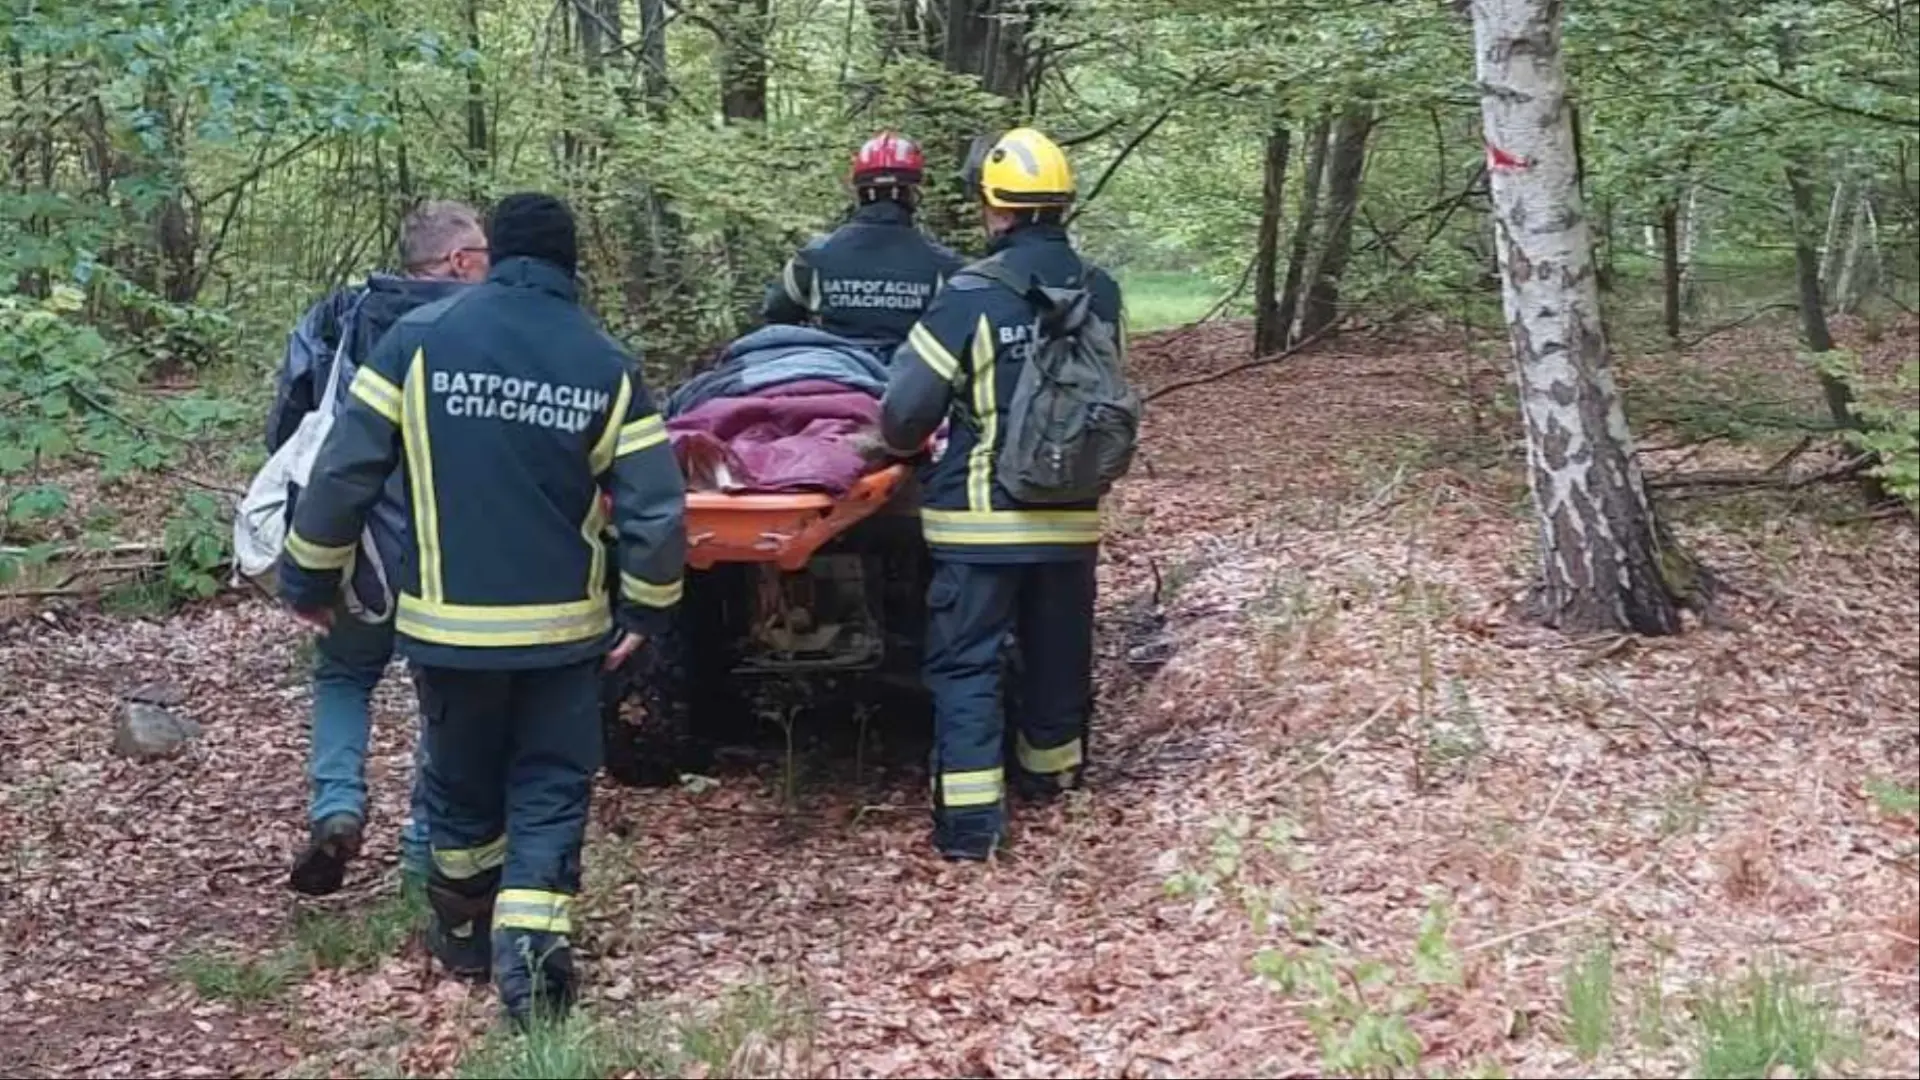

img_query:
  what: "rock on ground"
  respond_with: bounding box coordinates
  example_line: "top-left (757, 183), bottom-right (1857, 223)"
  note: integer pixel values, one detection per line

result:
top-left (111, 702), bottom-right (201, 760)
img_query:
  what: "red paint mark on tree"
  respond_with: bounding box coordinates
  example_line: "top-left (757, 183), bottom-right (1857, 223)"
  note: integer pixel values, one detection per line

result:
top-left (1486, 142), bottom-right (1531, 171)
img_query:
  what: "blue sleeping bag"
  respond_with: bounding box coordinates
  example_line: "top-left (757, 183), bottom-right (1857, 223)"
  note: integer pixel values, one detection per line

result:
top-left (665, 326), bottom-right (889, 418)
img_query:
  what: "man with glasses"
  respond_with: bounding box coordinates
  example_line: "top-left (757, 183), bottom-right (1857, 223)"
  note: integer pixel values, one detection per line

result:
top-left (268, 200), bottom-right (490, 895)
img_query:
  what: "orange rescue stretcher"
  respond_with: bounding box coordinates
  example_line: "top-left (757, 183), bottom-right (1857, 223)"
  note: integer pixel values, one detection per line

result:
top-left (680, 463), bottom-right (912, 572)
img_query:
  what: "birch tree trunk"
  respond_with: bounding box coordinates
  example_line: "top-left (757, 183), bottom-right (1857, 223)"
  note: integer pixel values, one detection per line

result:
top-left (1472, 0), bottom-right (1693, 635)
top-left (1678, 184), bottom-right (1699, 312)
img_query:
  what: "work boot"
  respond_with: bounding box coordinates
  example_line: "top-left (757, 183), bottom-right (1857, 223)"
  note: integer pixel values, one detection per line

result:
top-left (932, 809), bottom-right (1005, 862)
top-left (494, 929), bottom-right (577, 1029)
top-left (1012, 765), bottom-right (1084, 805)
top-left (426, 876), bottom-right (497, 981)
top-left (288, 812), bottom-right (364, 896)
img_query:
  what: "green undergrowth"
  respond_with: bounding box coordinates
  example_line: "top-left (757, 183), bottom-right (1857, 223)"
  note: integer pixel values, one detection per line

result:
top-left (1691, 967), bottom-right (1858, 1079)
top-left (293, 881), bottom-right (429, 971)
top-left (172, 946), bottom-right (301, 1006)
top-left (456, 980), bottom-right (817, 1080)
top-left (1115, 269), bottom-right (1227, 332)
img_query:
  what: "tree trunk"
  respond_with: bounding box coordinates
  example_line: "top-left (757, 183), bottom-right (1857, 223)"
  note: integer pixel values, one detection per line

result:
top-left (1275, 116), bottom-right (1330, 348)
top-left (718, 0), bottom-right (770, 123)
top-left (943, 0), bottom-right (1032, 102)
top-left (638, 0), bottom-right (670, 113)
top-left (1252, 122), bottom-right (1293, 357)
top-left (626, 0), bottom-right (681, 326)
top-left (1660, 198), bottom-right (1681, 342)
top-left (463, 0), bottom-right (489, 197)
top-left (1678, 184), bottom-right (1699, 312)
top-left (1300, 105), bottom-right (1372, 341)
top-left (1817, 178), bottom-right (1845, 285)
top-left (1832, 188), bottom-right (1869, 315)
top-left (1472, 0), bottom-right (1692, 636)
top-left (1786, 163), bottom-right (1857, 429)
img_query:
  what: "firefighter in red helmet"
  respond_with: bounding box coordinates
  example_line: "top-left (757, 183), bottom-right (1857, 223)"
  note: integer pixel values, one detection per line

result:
top-left (760, 132), bottom-right (964, 354)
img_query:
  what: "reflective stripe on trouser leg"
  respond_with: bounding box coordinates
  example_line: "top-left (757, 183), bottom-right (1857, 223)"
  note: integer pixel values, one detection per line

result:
top-left (922, 561), bottom-right (1020, 822)
top-left (1013, 558), bottom-right (1097, 782)
top-left (413, 665), bottom-right (513, 881)
top-left (495, 889), bottom-right (573, 935)
top-left (936, 766), bottom-right (1005, 809)
top-left (500, 659), bottom-right (601, 902)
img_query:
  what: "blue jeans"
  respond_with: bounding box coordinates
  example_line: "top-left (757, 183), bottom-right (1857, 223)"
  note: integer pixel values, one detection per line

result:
top-left (308, 605), bottom-right (430, 875)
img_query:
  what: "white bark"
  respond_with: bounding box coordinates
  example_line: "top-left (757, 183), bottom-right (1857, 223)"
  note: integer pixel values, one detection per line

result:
top-left (1833, 189), bottom-right (1870, 315)
top-left (1818, 179), bottom-right (1846, 285)
top-left (1472, 0), bottom-right (1683, 634)
top-left (1678, 184), bottom-right (1699, 310)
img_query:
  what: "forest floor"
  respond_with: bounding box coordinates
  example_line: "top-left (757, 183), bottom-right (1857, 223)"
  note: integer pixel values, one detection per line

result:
top-left (1, 316), bottom-right (1916, 1079)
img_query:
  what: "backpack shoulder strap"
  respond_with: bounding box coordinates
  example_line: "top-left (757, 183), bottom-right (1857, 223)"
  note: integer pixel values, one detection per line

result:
top-left (963, 256), bottom-right (1030, 296)
top-left (315, 290), bottom-right (368, 413)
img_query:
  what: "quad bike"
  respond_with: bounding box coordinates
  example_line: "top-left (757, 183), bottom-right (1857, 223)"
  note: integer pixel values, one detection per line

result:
top-left (599, 463), bottom-right (938, 787)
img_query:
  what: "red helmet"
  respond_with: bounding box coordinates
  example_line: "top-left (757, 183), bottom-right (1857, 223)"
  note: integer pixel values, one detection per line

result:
top-left (851, 132), bottom-right (925, 188)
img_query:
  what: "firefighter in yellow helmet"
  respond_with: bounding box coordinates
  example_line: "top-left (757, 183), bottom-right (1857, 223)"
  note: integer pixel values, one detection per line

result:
top-left (879, 127), bottom-right (1136, 861)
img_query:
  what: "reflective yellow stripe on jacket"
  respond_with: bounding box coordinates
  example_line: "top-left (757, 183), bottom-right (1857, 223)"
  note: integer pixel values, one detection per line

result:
top-left (919, 508), bottom-right (1102, 547)
top-left (396, 595), bottom-right (611, 649)
top-left (621, 571), bottom-right (683, 609)
top-left (285, 530), bottom-right (354, 571)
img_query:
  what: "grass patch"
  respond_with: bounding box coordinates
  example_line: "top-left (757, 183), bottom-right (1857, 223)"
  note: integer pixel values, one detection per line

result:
top-left (1692, 967), bottom-right (1856, 1079)
top-left (294, 882), bottom-right (428, 971)
top-left (1562, 939), bottom-right (1615, 1060)
top-left (1866, 777), bottom-right (1919, 818)
top-left (174, 946), bottom-right (299, 1005)
top-left (680, 980), bottom-right (818, 1077)
top-left (454, 980), bottom-right (814, 1080)
top-left (1115, 269), bottom-right (1223, 331)
top-left (101, 575), bottom-right (179, 618)
top-left (457, 1015), bottom-right (676, 1080)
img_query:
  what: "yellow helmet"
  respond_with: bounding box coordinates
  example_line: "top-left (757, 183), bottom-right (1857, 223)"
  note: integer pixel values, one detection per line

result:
top-left (975, 127), bottom-right (1075, 209)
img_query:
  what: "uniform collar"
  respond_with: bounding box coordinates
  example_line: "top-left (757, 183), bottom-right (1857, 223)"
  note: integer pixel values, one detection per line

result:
top-left (487, 255), bottom-right (578, 301)
top-left (851, 199), bottom-right (914, 226)
top-left (986, 221), bottom-right (1070, 255)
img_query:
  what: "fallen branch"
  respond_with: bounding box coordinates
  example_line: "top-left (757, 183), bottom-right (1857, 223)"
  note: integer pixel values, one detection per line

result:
top-left (1648, 452), bottom-right (1872, 493)
top-left (1143, 324), bottom-right (1334, 403)
top-left (1461, 854), bottom-right (1665, 955)
top-left (1144, 299), bottom-right (1424, 403)
top-left (1675, 301), bottom-right (1798, 349)
top-left (1282, 693), bottom-right (1404, 787)
top-left (2, 542), bottom-right (160, 559)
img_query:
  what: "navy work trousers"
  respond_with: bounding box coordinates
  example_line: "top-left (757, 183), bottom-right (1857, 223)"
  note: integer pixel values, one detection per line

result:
top-left (922, 558), bottom-right (1096, 834)
top-left (413, 658), bottom-right (601, 939)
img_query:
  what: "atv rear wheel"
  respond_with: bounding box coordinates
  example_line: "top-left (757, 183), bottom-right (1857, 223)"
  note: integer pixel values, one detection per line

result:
top-left (600, 632), bottom-right (710, 788)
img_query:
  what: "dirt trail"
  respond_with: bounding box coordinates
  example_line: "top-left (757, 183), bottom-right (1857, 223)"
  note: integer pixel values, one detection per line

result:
top-left (2, 323), bottom-right (1915, 1078)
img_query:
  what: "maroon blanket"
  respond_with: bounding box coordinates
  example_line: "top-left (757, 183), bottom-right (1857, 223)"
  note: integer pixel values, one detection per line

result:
top-left (666, 379), bottom-right (884, 495)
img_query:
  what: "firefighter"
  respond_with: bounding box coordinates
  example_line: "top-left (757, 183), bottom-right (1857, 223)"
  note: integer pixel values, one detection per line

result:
top-left (277, 192), bottom-right (686, 1025)
top-left (761, 131), bottom-right (965, 353)
top-left (269, 200), bottom-right (490, 897)
top-left (878, 128), bottom-right (1126, 861)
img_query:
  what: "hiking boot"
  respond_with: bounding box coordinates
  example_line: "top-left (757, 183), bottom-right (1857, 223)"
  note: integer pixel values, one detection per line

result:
top-left (495, 930), bottom-right (577, 1028)
top-left (1012, 766), bottom-right (1083, 805)
top-left (289, 812), bottom-right (364, 896)
top-left (932, 812), bottom-right (1004, 862)
top-left (426, 878), bottom-right (495, 980)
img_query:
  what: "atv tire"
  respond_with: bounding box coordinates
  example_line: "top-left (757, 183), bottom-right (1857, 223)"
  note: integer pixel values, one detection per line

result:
top-left (600, 631), bottom-right (709, 788)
